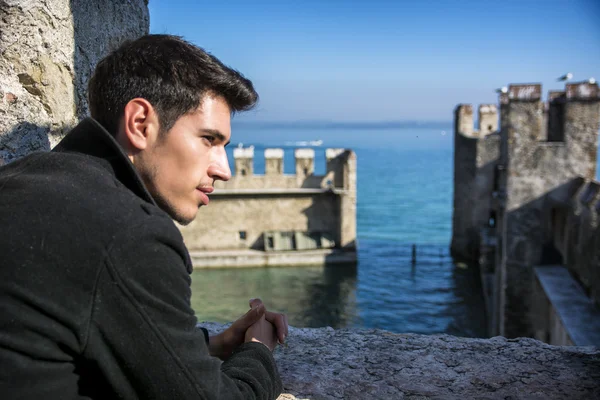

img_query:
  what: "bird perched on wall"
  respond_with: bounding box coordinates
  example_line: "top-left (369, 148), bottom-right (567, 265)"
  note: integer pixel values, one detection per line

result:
top-left (495, 86), bottom-right (508, 94)
top-left (557, 72), bottom-right (573, 81)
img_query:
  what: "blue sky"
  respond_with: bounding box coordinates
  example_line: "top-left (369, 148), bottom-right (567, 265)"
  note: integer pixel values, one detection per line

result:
top-left (149, 0), bottom-right (600, 123)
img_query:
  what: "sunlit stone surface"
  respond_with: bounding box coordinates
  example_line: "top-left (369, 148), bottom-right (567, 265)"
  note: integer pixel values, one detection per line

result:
top-left (202, 323), bottom-right (600, 399)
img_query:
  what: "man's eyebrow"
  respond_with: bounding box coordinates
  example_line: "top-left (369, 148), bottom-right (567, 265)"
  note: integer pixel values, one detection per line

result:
top-left (200, 129), bottom-right (230, 146)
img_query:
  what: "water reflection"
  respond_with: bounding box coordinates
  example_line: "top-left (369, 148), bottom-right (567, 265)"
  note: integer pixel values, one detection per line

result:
top-left (191, 263), bottom-right (358, 329)
top-left (443, 261), bottom-right (488, 338)
top-left (190, 244), bottom-right (488, 338)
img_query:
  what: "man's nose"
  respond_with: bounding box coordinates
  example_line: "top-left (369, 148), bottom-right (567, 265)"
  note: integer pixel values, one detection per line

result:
top-left (208, 148), bottom-right (231, 182)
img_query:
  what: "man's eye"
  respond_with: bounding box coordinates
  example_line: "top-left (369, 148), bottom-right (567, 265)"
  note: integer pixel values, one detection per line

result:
top-left (202, 136), bottom-right (215, 144)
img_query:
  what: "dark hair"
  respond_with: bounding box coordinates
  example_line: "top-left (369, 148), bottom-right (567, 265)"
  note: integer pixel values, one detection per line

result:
top-left (88, 34), bottom-right (258, 135)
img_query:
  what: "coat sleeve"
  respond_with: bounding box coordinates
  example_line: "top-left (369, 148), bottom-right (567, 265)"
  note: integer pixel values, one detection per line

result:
top-left (82, 214), bottom-right (282, 399)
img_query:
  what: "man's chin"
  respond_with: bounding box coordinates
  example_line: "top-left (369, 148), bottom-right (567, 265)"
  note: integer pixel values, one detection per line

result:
top-left (172, 211), bottom-right (197, 226)
top-left (155, 198), bottom-right (197, 225)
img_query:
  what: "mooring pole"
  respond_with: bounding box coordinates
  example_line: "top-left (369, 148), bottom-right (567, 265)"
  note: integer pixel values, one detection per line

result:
top-left (412, 244), bottom-right (417, 265)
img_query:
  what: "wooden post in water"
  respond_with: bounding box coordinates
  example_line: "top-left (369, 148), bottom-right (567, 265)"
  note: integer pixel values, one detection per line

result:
top-left (411, 244), bottom-right (417, 265)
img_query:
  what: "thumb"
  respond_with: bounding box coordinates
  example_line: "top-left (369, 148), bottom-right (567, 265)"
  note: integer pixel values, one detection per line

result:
top-left (238, 303), bottom-right (265, 329)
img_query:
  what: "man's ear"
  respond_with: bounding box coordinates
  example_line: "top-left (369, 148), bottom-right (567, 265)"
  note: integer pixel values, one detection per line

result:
top-left (117, 98), bottom-right (160, 153)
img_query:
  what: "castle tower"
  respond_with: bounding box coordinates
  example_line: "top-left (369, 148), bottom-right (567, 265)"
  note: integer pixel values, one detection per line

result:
top-left (265, 148), bottom-right (284, 175)
top-left (493, 81), bottom-right (600, 338)
top-left (233, 147), bottom-right (254, 177)
top-left (451, 104), bottom-right (500, 261)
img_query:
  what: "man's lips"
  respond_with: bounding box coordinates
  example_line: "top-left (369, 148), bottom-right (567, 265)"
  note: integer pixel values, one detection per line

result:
top-left (198, 186), bottom-right (214, 194)
top-left (197, 186), bottom-right (214, 205)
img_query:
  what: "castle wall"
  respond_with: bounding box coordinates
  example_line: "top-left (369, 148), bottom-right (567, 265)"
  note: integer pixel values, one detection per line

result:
top-left (451, 104), bottom-right (500, 261)
top-left (0, 0), bottom-right (149, 165)
top-left (497, 83), bottom-right (600, 338)
top-left (180, 149), bottom-right (358, 254)
top-left (181, 195), bottom-right (340, 251)
top-left (559, 181), bottom-right (600, 306)
top-left (453, 81), bottom-right (600, 340)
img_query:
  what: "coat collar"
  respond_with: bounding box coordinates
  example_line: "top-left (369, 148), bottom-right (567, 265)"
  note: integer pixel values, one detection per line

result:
top-left (53, 118), bottom-right (157, 206)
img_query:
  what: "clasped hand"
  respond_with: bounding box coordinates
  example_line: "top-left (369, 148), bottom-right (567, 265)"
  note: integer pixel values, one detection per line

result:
top-left (208, 298), bottom-right (288, 360)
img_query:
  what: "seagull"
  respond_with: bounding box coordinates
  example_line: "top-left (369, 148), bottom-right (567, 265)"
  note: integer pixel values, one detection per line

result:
top-left (588, 77), bottom-right (596, 84)
top-left (495, 86), bottom-right (508, 94)
top-left (557, 72), bottom-right (573, 81)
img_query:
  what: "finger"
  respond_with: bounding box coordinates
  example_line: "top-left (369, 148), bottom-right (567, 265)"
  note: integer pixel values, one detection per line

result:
top-left (236, 303), bottom-right (265, 331)
top-left (249, 298), bottom-right (263, 309)
top-left (265, 311), bottom-right (288, 344)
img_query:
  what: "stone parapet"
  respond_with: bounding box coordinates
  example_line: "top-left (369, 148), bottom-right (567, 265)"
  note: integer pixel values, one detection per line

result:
top-left (200, 323), bottom-right (600, 400)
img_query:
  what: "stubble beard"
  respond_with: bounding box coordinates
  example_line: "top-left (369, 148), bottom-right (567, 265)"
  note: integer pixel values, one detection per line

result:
top-left (139, 162), bottom-right (197, 226)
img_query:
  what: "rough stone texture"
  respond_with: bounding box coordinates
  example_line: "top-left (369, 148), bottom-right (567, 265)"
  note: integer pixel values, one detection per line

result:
top-left (180, 150), bottom-right (357, 255)
top-left (201, 323), bottom-right (600, 400)
top-left (0, 0), bottom-right (149, 165)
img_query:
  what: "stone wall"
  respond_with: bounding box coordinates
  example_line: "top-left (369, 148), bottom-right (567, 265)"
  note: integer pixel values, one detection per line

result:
top-left (499, 83), bottom-right (599, 338)
top-left (179, 149), bottom-right (357, 252)
top-left (201, 323), bottom-right (600, 400)
top-left (182, 195), bottom-right (340, 251)
top-left (0, 0), bottom-right (149, 165)
top-left (451, 104), bottom-right (500, 261)
top-left (552, 180), bottom-right (600, 306)
top-left (452, 81), bottom-right (600, 340)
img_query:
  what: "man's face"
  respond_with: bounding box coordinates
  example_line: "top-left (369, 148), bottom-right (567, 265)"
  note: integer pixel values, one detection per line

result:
top-left (136, 95), bottom-right (232, 225)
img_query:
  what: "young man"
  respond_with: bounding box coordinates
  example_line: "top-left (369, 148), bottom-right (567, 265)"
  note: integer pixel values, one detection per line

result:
top-left (0, 35), bottom-right (286, 399)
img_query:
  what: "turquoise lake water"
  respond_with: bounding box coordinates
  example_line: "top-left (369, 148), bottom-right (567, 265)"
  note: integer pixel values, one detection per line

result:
top-left (190, 126), bottom-right (600, 338)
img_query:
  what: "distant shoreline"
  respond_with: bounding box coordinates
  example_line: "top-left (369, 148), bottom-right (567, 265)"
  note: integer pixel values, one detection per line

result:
top-left (232, 120), bottom-right (453, 130)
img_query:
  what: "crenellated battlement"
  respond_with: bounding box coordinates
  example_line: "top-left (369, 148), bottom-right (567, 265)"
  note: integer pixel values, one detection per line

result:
top-left (456, 81), bottom-right (600, 146)
top-left (454, 104), bottom-right (499, 138)
top-left (214, 147), bottom-right (356, 200)
top-left (229, 147), bottom-right (349, 182)
top-left (505, 81), bottom-right (599, 144)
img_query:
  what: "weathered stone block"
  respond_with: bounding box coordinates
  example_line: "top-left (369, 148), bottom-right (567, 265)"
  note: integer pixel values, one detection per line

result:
top-left (508, 84), bottom-right (542, 101)
top-left (201, 323), bottom-right (600, 400)
top-left (0, 0), bottom-right (149, 165)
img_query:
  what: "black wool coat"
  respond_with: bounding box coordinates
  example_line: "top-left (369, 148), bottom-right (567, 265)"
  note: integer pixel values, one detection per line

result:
top-left (0, 118), bottom-right (282, 399)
